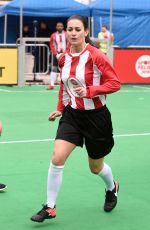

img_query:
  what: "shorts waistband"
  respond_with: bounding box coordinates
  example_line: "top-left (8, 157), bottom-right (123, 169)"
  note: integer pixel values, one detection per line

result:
top-left (66, 105), bottom-right (106, 114)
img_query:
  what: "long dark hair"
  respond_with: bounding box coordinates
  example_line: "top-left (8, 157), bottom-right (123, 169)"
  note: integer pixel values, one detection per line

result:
top-left (67, 15), bottom-right (95, 47)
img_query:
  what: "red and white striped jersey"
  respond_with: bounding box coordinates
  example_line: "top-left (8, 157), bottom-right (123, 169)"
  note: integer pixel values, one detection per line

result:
top-left (50, 31), bottom-right (68, 55)
top-left (57, 44), bottom-right (121, 111)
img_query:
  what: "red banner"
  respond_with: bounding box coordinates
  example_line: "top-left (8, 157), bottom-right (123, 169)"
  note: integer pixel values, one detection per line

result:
top-left (114, 48), bottom-right (150, 83)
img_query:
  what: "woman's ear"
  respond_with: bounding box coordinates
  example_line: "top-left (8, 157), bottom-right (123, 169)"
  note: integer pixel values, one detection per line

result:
top-left (85, 29), bottom-right (89, 38)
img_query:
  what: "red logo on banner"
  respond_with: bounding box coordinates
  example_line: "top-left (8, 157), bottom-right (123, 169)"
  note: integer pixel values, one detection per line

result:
top-left (135, 55), bottom-right (150, 78)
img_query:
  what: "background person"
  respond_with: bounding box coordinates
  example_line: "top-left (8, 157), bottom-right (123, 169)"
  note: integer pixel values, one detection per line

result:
top-left (98, 25), bottom-right (114, 55)
top-left (31, 15), bottom-right (121, 223)
top-left (0, 121), bottom-right (7, 191)
top-left (37, 21), bottom-right (51, 73)
top-left (16, 23), bottom-right (35, 75)
top-left (23, 24), bottom-right (31, 37)
top-left (16, 23), bottom-right (32, 47)
top-left (47, 22), bottom-right (68, 90)
top-left (38, 21), bottom-right (51, 38)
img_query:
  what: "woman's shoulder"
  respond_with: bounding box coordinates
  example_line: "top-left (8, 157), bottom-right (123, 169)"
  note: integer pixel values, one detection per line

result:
top-left (87, 44), bottom-right (105, 58)
top-left (86, 44), bottom-right (111, 67)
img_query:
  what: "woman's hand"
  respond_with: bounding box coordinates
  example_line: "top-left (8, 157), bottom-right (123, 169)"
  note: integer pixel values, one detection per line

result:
top-left (48, 111), bottom-right (62, 121)
top-left (74, 87), bottom-right (87, 98)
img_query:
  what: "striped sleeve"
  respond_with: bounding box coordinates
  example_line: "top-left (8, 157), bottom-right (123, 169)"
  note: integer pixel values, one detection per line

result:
top-left (57, 82), bottom-right (70, 112)
top-left (86, 49), bottom-right (121, 98)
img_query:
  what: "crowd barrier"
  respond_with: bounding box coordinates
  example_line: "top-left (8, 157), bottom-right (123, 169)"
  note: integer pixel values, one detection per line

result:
top-left (1, 39), bottom-right (150, 86)
top-left (0, 38), bottom-right (51, 86)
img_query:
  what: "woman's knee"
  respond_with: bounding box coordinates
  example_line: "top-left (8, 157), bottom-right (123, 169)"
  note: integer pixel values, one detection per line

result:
top-left (51, 140), bottom-right (75, 166)
top-left (88, 157), bottom-right (104, 174)
top-left (51, 152), bottom-right (65, 166)
top-left (89, 165), bottom-right (102, 174)
top-left (89, 160), bottom-right (104, 174)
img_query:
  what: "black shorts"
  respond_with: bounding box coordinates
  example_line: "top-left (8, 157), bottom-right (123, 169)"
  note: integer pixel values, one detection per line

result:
top-left (56, 105), bottom-right (114, 159)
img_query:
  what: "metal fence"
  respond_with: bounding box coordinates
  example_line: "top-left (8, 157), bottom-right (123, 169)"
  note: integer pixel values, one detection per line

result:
top-left (17, 37), bottom-right (52, 85)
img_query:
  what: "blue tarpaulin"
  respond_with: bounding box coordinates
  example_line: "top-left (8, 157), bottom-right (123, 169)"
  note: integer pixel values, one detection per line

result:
top-left (1, 0), bottom-right (150, 47)
top-left (0, 0), bottom-right (90, 43)
top-left (90, 0), bottom-right (150, 47)
top-left (1, 0), bottom-right (90, 17)
top-left (90, 0), bottom-right (150, 16)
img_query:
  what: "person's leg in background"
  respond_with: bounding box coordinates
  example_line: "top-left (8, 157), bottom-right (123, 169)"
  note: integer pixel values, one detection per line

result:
top-left (0, 121), bottom-right (7, 192)
top-left (47, 55), bottom-right (59, 90)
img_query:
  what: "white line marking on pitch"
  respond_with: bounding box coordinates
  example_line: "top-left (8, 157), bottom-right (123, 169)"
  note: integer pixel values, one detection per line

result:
top-left (133, 85), bottom-right (150, 90)
top-left (0, 89), bottom-right (12, 92)
top-left (0, 138), bottom-right (55, 144)
top-left (1, 89), bottom-right (150, 93)
top-left (114, 132), bottom-right (150, 137)
top-left (0, 89), bottom-right (58, 93)
top-left (119, 90), bottom-right (150, 93)
top-left (0, 132), bottom-right (150, 145)
top-left (1, 88), bottom-right (150, 94)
